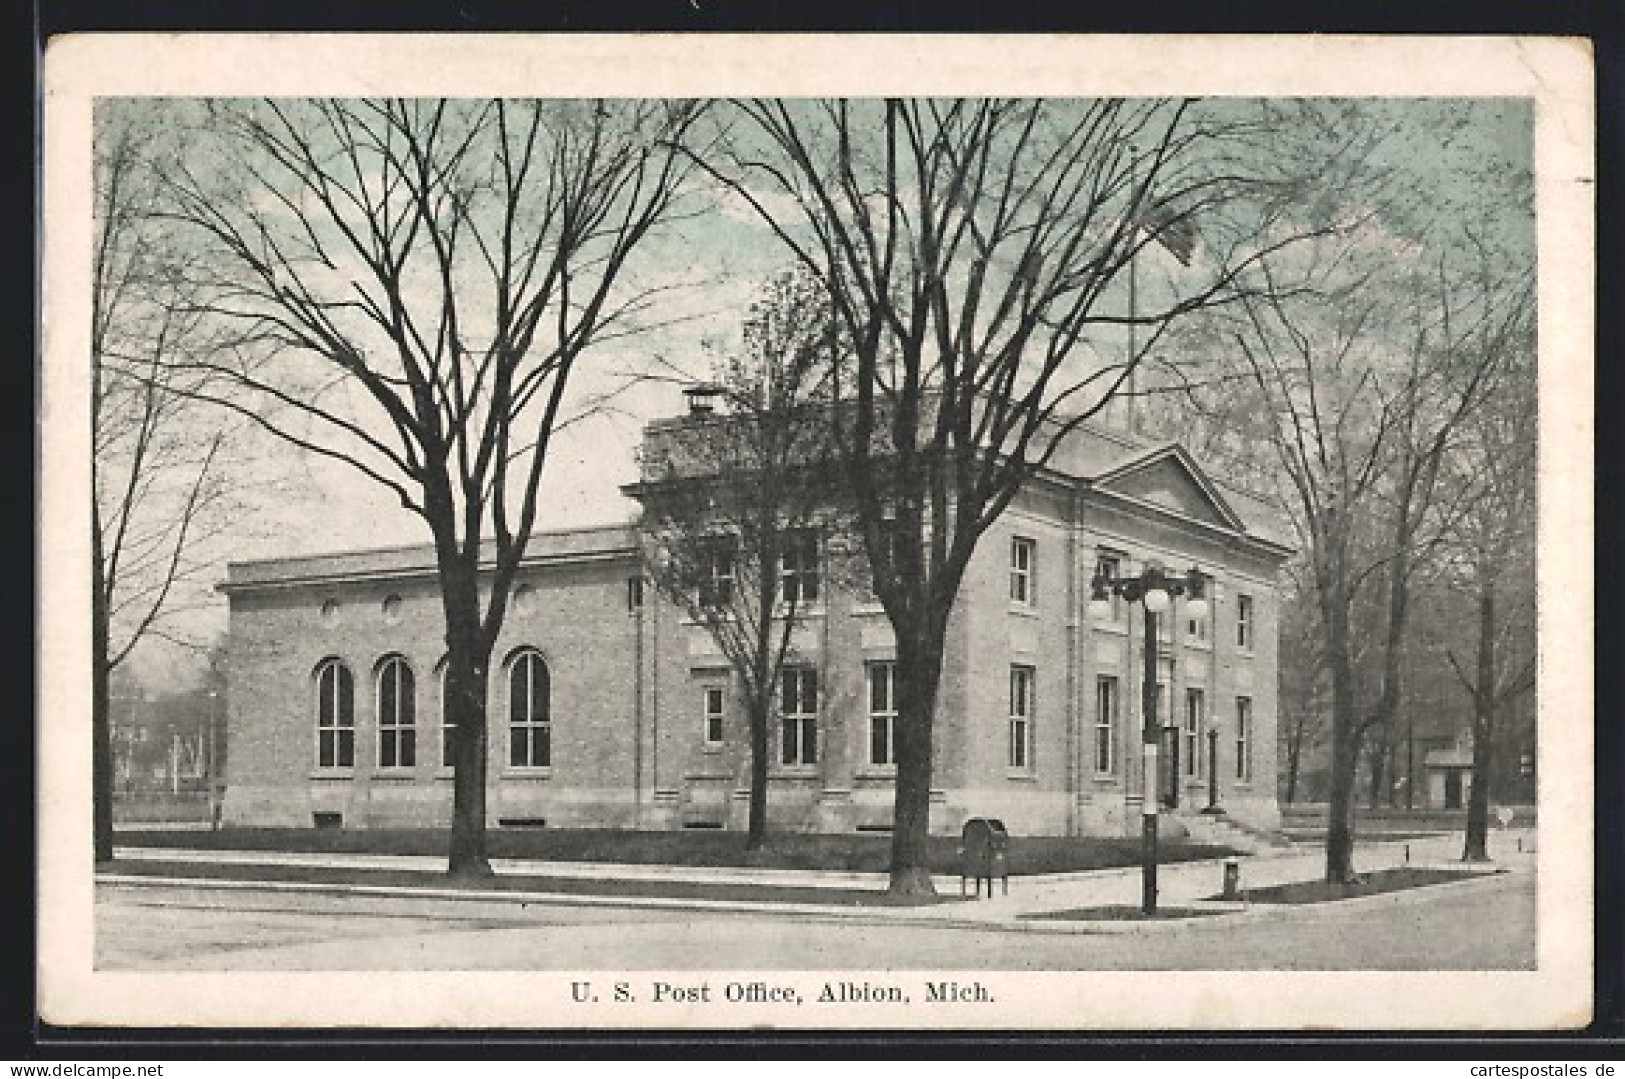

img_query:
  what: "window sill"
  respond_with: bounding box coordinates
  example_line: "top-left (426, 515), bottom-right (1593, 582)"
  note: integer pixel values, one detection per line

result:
top-left (1091, 773), bottom-right (1121, 784)
top-left (1005, 770), bottom-right (1037, 782)
top-left (1090, 619), bottom-right (1128, 634)
top-left (309, 769), bottom-right (354, 780)
top-left (850, 600), bottom-right (887, 616)
top-left (700, 743), bottom-right (725, 754)
top-left (371, 770), bottom-right (419, 781)
top-left (502, 767), bottom-right (554, 780)
top-left (771, 767), bottom-right (820, 779)
top-left (855, 767), bottom-right (897, 780)
top-left (1008, 603), bottom-right (1040, 618)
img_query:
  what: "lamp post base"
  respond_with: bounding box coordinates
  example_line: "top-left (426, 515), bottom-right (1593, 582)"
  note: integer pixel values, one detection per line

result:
top-left (1141, 812), bottom-right (1158, 914)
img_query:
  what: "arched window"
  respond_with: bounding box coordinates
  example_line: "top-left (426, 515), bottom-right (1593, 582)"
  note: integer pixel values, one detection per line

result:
top-left (436, 661), bottom-right (455, 768)
top-left (508, 650), bottom-right (551, 768)
top-left (376, 656), bottom-right (416, 769)
top-left (315, 659), bottom-right (355, 768)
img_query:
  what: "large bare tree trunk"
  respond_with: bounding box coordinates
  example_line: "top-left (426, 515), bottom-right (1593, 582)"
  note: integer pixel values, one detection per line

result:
top-left (1323, 584), bottom-right (1360, 883)
top-left (747, 690), bottom-right (771, 851)
top-left (889, 615), bottom-right (946, 896)
top-left (92, 498), bottom-right (115, 866)
top-left (442, 556), bottom-right (493, 880)
top-left (1462, 581), bottom-right (1496, 861)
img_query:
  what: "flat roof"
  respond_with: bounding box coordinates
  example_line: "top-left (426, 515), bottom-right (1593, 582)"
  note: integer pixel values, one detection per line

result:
top-left (221, 522), bottom-right (639, 593)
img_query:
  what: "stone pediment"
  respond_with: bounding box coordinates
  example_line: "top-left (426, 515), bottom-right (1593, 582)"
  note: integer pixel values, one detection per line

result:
top-left (1094, 444), bottom-right (1248, 534)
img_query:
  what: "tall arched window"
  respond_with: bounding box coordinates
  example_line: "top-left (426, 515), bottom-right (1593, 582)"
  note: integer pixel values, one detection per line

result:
top-left (508, 650), bottom-right (551, 768)
top-left (436, 661), bottom-right (455, 768)
top-left (315, 659), bottom-right (355, 768)
top-left (376, 656), bottom-right (416, 769)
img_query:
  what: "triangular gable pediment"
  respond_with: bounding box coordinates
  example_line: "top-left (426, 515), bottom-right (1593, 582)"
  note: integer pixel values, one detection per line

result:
top-left (1094, 444), bottom-right (1248, 533)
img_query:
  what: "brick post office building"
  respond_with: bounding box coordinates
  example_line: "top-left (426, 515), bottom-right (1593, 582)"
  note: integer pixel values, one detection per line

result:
top-left (219, 407), bottom-right (1293, 839)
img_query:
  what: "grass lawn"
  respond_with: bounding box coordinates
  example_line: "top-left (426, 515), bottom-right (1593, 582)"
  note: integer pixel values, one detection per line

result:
top-left (1227, 867), bottom-right (1497, 904)
top-left (114, 826), bottom-right (1237, 877)
top-left (102, 857), bottom-right (962, 907)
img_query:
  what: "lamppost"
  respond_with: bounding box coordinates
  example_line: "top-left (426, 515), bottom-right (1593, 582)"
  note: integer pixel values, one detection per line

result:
top-left (206, 689), bottom-right (222, 831)
top-left (1089, 562), bottom-right (1208, 915)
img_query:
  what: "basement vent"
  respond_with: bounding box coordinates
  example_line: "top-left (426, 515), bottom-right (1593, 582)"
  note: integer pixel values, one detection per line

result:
top-left (499, 817), bottom-right (548, 828)
top-left (682, 820), bottom-right (724, 830)
top-left (855, 824), bottom-right (893, 833)
top-left (312, 811), bottom-right (343, 830)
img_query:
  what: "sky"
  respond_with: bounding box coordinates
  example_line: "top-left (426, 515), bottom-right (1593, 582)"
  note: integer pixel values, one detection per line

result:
top-left (110, 96), bottom-right (1535, 690)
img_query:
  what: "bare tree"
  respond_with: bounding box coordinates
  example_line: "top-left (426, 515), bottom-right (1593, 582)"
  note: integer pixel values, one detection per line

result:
top-left (92, 104), bottom-right (238, 863)
top-left (1223, 223), bottom-right (1531, 882)
top-left (1442, 374), bottom-right (1537, 860)
top-left (700, 98), bottom-right (1312, 894)
top-left (153, 98), bottom-right (706, 878)
top-left (632, 270), bottom-right (850, 848)
top-left (1165, 100), bottom-right (1535, 883)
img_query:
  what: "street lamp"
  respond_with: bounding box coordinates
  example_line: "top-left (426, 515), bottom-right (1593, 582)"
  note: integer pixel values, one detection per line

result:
top-left (1089, 562), bottom-right (1207, 915)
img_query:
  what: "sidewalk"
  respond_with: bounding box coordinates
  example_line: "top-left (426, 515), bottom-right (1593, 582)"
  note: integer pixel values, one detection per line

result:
top-left (102, 826), bottom-right (1535, 934)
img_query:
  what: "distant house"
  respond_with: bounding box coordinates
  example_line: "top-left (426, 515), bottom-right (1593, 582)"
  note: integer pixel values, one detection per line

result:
top-left (1423, 745), bottom-right (1476, 811)
top-left (218, 404), bottom-right (1293, 837)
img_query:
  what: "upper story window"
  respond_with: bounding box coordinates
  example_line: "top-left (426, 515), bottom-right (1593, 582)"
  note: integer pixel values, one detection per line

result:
top-left (702, 684), bottom-right (726, 747)
top-left (867, 661), bottom-right (897, 768)
top-left (1010, 537), bottom-right (1036, 607)
top-left (698, 537), bottom-right (737, 608)
top-left (314, 658), bottom-right (355, 768)
top-left (1094, 551), bottom-right (1125, 623)
top-left (1237, 594), bottom-right (1255, 650)
top-left (376, 656), bottom-right (416, 769)
top-left (1009, 664), bottom-right (1035, 771)
top-left (780, 529), bottom-right (821, 606)
top-left (780, 667), bottom-right (819, 767)
top-left (508, 649), bottom-right (551, 768)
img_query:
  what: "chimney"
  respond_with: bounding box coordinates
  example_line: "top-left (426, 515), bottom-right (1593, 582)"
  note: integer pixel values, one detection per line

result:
top-left (683, 383), bottom-right (724, 417)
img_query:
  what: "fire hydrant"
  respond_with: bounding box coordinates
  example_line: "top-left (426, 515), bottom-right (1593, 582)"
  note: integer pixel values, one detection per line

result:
top-left (1222, 858), bottom-right (1242, 900)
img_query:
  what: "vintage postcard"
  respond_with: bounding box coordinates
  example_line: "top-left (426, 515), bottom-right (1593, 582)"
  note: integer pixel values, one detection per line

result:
top-left (39, 33), bottom-right (1594, 1030)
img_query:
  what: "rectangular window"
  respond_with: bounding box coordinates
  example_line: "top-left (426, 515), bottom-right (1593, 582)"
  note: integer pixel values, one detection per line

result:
top-left (1187, 607), bottom-right (1208, 642)
top-left (1237, 594), bottom-right (1254, 650)
top-left (699, 537), bottom-right (736, 608)
top-left (867, 662), bottom-right (897, 767)
top-left (1094, 552), bottom-right (1124, 622)
top-left (780, 667), bottom-right (819, 766)
top-left (703, 685), bottom-right (726, 747)
top-left (627, 575), bottom-right (645, 611)
top-left (1184, 688), bottom-right (1204, 778)
top-left (780, 530), bottom-right (821, 606)
top-left (1010, 537), bottom-right (1036, 606)
top-left (1236, 696), bottom-right (1253, 782)
top-left (1009, 665), bottom-right (1035, 770)
top-left (1094, 676), bottom-right (1118, 776)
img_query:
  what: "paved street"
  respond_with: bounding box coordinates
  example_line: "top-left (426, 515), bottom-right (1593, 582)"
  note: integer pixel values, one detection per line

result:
top-left (97, 868), bottom-right (1535, 971)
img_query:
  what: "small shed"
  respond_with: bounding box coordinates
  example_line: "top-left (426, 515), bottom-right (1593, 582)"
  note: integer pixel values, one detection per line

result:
top-left (1423, 746), bottom-right (1475, 810)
